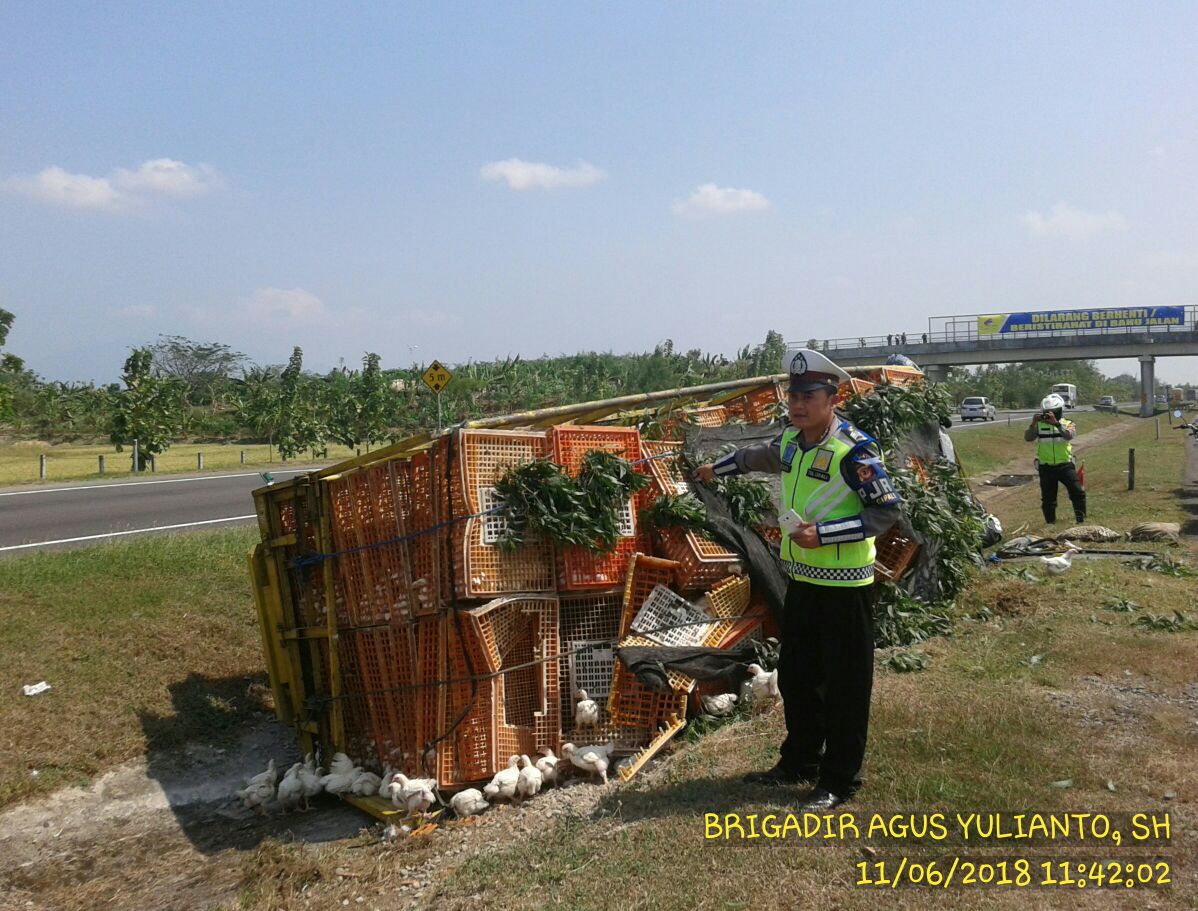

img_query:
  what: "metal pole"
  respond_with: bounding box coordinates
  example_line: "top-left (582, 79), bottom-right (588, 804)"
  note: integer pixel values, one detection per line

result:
top-left (98, 455), bottom-right (105, 474)
top-left (240, 450), bottom-right (246, 464)
top-left (132, 439), bottom-right (140, 474)
top-left (1156, 418), bottom-right (1160, 440)
top-left (197, 452), bottom-right (203, 471)
top-left (437, 391), bottom-right (443, 433)
top-left (1128, 449), bottom-right (1135, 490)
top-left (39, 454), bottom-right (46, 480)
top-left (149, 454), bottom-right (155, 473)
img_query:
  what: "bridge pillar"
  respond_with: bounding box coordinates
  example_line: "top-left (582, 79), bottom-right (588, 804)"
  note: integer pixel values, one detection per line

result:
top-left (1139, 355), bottom-right (1156, 417)
top-left (923, 364), bottom-right (950, 384)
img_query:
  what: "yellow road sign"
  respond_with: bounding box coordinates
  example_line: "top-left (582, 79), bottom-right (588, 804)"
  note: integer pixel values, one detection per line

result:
top-left (422, 360), bottom-right (454, 394)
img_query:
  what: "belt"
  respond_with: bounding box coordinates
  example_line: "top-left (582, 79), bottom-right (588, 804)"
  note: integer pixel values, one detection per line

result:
top-left (783, 562), bottom-right (874, 583)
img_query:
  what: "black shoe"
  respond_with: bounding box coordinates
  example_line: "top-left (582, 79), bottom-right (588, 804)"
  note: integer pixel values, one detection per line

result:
top-left (743, 762), bottom-right (817, 786)
top-left (797, 787), bottom-right (847, 812)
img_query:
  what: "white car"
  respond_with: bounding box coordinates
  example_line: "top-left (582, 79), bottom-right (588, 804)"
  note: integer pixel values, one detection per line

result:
top-left (959, 396), bottom-right (996, 422)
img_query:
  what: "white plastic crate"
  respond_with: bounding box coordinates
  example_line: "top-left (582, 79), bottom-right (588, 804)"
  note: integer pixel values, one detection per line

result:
top-left (630, 584), bottom-right (716, 647)
top-left (567, 638), bottom-right (616, 704)
top-left (478, 487), bottom-right (508, 545)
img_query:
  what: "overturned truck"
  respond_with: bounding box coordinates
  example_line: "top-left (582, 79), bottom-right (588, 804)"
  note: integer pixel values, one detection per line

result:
top-left (247, 364), bottom-right (985, 822)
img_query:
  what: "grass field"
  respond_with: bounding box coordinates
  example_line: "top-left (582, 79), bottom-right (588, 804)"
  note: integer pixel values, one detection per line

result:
top-left (0, 527), bottom-right (265, 807)
top-left (0, 439), bottom-right (364, 486)
top-left (949, 410), bottom-right (1127, 477)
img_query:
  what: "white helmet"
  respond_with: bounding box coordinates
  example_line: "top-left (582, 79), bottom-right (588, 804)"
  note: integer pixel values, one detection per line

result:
top-left (1041, 394), bottom-right (1065, 411)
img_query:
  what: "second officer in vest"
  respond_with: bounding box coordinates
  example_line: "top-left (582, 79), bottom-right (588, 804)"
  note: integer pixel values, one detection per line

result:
top-left (695, 348), bottom-right (902, 811)
top-left (1025, 393), bottom-right (1086, 524)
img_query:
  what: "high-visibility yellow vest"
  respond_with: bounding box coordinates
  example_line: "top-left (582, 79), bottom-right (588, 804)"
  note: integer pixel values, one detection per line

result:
top-left (1036, 420), bottom-right (1075, 466)
top-left (779, 424), bottom-right (876, 587)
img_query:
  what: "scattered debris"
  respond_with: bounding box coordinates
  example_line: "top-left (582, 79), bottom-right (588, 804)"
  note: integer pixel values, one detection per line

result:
top-left (1051, 779), bottom-right (1074, 789)
top-left (886, 649), bottom-right (930, 673)
top-left (1133, 611), bottom-right (1195, 633)
top-left (1128, 522), bottom-right (1181, 543)
top-left (1059, 525), bottom-right (1122, 542)
top-left (21, 682), bottom-right (51, 697)
top-left (1104, 596), bottom-right (1141, 613)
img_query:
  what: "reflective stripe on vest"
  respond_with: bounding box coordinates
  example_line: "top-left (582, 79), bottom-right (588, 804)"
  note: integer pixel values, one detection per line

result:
top-left (780, 425), bottom-right (875, 588)
top-left (1036, 421), bottom-right (1074, 466)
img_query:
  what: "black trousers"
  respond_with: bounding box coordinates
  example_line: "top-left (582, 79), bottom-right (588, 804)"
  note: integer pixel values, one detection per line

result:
top-left (1038, 462), bottom-right (1086, 523)
top-left (777, 578), bottom-right (876, 797)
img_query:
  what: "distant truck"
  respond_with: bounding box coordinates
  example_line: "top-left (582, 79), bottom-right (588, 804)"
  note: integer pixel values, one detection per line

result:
top-left (1050, 383), bottom-right (1077, 409)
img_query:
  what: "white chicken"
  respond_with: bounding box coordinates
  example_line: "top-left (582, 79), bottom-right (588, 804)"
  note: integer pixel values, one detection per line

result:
top-left (379, 764), bottom-right (396, 798)
top-left (535, 747), bottom-right (561, 787)
top-left (1041, 542), bottom-right (1082, 577)
top-left (320, 752), bottom-right (361, 795)
top-left (740, 663), bottom-right (780, 704)
top-left (483, 755), bottom-right (522, 803)
top-left (235, 758), bottom-right (278, 813)
top-left (297, 754), bottom-right (324, 809)
top-left (573, 689), bottom-right (600, 727)
top-left (275, 762), bottom-right (305, 812)
top-left (700, 692), bottom-right (739, 717)
top-left (561, 742), bottom-right (614, 785)
top-left (449, 787), bottom-right (490, 818)
top-left (516, 754), bottom-right (543, 801)
top-left (350, 770), bottom-right (382, 797)
top-left (389, 773), bottom-right (438, 814)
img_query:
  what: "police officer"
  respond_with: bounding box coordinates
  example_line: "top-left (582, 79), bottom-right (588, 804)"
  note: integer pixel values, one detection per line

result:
top-left (695, 348), bottom-right (903, 811)
top-left (1025, 393), bottom-right (1086, 524)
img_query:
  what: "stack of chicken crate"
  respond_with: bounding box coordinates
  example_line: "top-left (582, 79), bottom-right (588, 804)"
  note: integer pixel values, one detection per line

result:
top-left (249, 370), bottom-right (926, 795)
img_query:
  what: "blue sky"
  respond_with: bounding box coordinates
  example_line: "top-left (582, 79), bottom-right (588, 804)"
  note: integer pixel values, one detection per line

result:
top-left (2, 2), bottom-right (1197, 384)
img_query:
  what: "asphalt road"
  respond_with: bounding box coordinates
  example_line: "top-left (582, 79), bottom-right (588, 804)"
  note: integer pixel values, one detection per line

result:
top-left (0, 469), bottom-right (314, 555)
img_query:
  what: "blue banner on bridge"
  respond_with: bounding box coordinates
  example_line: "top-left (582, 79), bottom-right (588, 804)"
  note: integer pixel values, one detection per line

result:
top-left (977, 307), bottom-right (1185, 335)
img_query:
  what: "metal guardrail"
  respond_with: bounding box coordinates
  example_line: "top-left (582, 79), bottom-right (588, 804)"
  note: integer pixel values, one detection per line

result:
top-left (802, 304), bottom-right (1198, 353)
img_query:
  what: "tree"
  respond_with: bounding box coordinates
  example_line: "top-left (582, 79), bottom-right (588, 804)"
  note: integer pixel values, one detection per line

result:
top-left (232, 365), bottom-right (282, 453)
top-left (109, 348), bottom-right (187, 469)
top-left (274, 347), bottom-right (324, 460)
top-left (0, 309), bottom-right (15, 423)
top-left (147, 335), bottom-right (246, 405)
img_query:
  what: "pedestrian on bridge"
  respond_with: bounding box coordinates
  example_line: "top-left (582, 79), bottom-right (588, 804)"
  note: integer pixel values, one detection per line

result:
top-left (1025, 394), bottom-right (1086, 525)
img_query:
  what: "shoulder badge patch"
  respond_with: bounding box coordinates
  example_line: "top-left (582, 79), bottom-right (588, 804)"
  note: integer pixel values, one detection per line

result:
top-left (856, 463), bottom-right (875, 483)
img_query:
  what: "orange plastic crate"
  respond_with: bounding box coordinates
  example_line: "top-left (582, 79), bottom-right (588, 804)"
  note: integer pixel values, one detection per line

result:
top-left (701, 574), bottom-right (751, 647)
top-left (550, 425), bottom-right (651, 591)
top-left (739, 384), bottom-right (785, 424)
top-left (436, 595), bottom-right (562, 786)
top-left (608, 555), bottom-right (693, 729)
top-left (838, 377), bottom-right (877, 399)
top-left (874, 525), bottom-right (921, 581)
top-left (652, 526), bottom-right (742, 591)
top-left (344, 624), bottom-right (419, 773)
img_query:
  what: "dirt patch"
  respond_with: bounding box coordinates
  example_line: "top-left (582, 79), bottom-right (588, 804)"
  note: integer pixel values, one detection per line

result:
top-left (0, 712), bottom-right (658, 911)
top-left (0, 720), bottom-right (370, 911)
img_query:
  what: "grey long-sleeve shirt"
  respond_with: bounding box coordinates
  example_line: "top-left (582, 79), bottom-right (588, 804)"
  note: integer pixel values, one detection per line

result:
top-left (711, 418), bottom-right (903, 544)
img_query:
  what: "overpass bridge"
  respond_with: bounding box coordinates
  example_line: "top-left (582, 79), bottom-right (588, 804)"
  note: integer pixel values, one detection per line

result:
top-left (802, 305), bottom-right (1198, 416)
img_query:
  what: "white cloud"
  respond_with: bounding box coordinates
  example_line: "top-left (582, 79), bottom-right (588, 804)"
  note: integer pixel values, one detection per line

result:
top-left (673, 183), bottom-right (771, 216)
top-left (241, 287), bottom-right (326, 323)
top-left (2, 158), bottom-right (222, 212)
top-left (1022, 202), bottom-right (1127, 240)
top-left (111, 159), bottom-right (221, 198)
top-left (479, 158), bottom-right (606, 190)
top-left (117, 304), bottom-right (158, 319)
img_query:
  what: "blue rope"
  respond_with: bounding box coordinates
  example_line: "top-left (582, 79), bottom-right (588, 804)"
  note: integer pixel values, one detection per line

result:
top-left (288, 448), bottom-right (687, 570)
